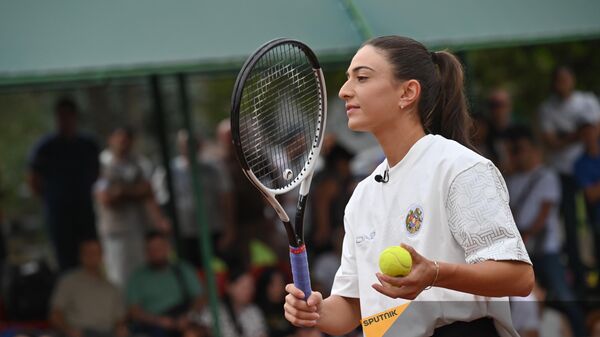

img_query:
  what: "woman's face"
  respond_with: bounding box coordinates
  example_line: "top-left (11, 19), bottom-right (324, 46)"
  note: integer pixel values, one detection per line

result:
top-left (338, 45), bottom-right (403, 133)
top-left (267, 272), bottom-right (286, 303)
top-left (229, 273), bottom-right (255, 305)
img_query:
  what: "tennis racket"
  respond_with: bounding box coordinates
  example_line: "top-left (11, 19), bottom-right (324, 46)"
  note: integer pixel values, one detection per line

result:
top-left (230, 38), bottom-right (327, 300)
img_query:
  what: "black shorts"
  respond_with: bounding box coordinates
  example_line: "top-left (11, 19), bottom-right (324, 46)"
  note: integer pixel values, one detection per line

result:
top-left (432, 317), bottom-right (499, 337)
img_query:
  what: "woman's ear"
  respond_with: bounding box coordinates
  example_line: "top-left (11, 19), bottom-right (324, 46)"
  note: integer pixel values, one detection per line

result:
top-left (398, 79), bottom-right (421, 109)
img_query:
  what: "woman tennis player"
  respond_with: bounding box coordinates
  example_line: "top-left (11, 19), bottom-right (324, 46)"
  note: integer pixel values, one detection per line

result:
top-left (284, 36), bottom-right (534, 337)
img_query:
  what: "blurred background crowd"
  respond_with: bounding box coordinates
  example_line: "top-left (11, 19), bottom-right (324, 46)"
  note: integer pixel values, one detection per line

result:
top-left (1, 2), bottom-right (600, 336)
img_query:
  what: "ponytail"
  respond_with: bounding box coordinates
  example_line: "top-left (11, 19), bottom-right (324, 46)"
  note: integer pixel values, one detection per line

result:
top-left (430, 51), bottom-right (473, 149)
top-left (365, 36), bottom-right (473, 149)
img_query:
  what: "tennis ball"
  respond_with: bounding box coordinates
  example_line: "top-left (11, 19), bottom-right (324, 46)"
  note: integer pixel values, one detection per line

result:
top-left (379, 246), bottom-right (412, 277)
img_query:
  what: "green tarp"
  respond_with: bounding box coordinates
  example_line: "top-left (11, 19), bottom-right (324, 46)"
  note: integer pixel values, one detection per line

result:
top-left (1, 0), bottom-right (598, 86)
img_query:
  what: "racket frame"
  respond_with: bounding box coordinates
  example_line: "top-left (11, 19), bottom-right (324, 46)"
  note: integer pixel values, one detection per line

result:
top-left (231, 38), bottom-right (327, 245)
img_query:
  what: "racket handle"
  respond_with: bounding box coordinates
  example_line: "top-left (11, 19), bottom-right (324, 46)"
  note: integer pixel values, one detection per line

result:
top-left (289, 244), bottom-right (312, 300)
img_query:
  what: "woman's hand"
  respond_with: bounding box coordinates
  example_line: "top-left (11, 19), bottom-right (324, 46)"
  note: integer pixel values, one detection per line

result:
top-left (284, 284), bottom-right (323, 327)
top-left (372, 244), bottom-right (437, 300)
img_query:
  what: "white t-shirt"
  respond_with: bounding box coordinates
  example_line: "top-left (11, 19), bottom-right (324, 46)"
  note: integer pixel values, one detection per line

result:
top-left (506, 166), bottom-right (562, 254)
top-left (96, 150), bottom-right (154, 235)
top-left (331, 135), bottom-right (531, 337)
top-left (510, 294), bottom-right (540, 334)
top-left (539, 91), bottom-right (600, 174)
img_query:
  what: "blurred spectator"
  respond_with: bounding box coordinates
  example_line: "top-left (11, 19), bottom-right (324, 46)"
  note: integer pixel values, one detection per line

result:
top-left (95, 126), bottom-right (170, 288)
top-left (255, 268), bottom-right (295, 337)
top-left (488, 88), bottom-right (515, 134)
top-left (50, 239), bottom-right (128, 337)
top-left (312, 226), bottom-right (344, 297)
top-left (155, 130), bottom-right (234, 266)
top-left (538, 66), bottom-right (600, 291)
top-left (471, 113), bottom-right (495, 161)
top-left (504, 126), bottom-right (585, 336)
top-left (195, 266), bottom-right (267, 337)
top-left (588, 310), bottom-right (600, 337)
top-left (574, 123), bottom-right (600, 283)
top-left (486, 88), bottom-right (517, 170)
top-left (216, 119), bottom-right (273, 266)
top-left (311, 143), bottom-right (355, 252)
top-left (127, 231), bottom-right (205, 337)
top-left (27, 97), bottom-right (100, 272)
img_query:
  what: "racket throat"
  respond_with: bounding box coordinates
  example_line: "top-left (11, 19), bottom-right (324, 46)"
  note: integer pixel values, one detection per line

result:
top-left (283, 220), bottom-right (303, 247)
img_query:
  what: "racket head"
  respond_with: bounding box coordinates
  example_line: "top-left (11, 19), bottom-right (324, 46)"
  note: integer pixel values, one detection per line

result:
top-left (231, 38), bottom-right (327, 195)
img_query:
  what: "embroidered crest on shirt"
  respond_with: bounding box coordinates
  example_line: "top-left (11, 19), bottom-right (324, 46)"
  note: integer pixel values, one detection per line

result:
top-left (405, 206), bottom-right (424, 235)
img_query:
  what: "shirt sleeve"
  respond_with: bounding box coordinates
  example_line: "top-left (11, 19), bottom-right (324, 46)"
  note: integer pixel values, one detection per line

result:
top-left (584, 93), bottom-right (600, 123)
top-left (446, 162), bottom-right (531, 265)
top-left (181, 262), bottom-right (203, 297)
top-left (330, 214), bottom-right (360, 298)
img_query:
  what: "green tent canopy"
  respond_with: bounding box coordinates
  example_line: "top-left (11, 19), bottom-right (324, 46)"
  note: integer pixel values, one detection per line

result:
top-left (0, 0), bottom-right (599, 86)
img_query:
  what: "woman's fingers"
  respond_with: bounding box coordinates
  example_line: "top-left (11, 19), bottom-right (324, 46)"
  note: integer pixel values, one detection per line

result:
top-left (372, 280), bottom-right (419, 300)
top-left (285, 283), bottom-right (306, 299)
top-left (284, 311), bottom-right (318, 327)
top-left (306, 291), bottom-right (323, 307)
top-left (400, 243), bottom-right (420, 262)
top-left (284, 284), bottom-right (322, 327)
top-left (284, 302), bottom-right (320, 320)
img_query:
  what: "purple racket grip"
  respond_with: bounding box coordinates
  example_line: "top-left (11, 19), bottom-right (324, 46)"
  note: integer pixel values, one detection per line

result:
top-left (289, 245), bottom-right (312, 300)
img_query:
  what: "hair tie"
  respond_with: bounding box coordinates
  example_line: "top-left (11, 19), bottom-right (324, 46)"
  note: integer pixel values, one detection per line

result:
top-left (430, 51), bottom-right (437, 63)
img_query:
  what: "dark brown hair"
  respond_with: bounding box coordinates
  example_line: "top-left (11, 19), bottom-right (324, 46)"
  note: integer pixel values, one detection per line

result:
top-left (364, 36), bottom-right (472, 149)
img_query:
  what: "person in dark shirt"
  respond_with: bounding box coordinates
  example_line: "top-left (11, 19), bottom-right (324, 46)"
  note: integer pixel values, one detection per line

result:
top-left (28, 97), bottom-right (100, 272)
top-left (574, 123), bottom-right (600, 290)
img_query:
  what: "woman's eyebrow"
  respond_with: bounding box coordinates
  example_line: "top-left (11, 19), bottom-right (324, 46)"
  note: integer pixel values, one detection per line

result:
top-left (345, 66), bottom-right (376, 77)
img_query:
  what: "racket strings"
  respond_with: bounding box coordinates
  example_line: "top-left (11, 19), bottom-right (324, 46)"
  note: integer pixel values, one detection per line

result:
top-left (238, 43), bottom-right (321, 190)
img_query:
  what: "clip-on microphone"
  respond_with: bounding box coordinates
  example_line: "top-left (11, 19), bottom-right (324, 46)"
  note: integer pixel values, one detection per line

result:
top-left (374, 168), bottom-right (389, 183)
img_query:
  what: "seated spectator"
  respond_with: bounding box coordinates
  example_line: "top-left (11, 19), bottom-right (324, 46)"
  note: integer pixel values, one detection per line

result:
top-left (127, 232), bottom-right (205, 337)
top-left (195, 266), bottom-right (267, 337)
top-left (49, 239), bottom-right (127, 337)
top-left (504, 126), bottom-right (585, 336)
top-left (255, 268), bottom-right (295, 337)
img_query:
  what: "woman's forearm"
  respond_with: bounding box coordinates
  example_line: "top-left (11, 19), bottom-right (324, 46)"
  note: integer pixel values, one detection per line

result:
top-left (317, 295), bottom-right (361, 336)
top-left (435, 260), bottom-right (534, 297)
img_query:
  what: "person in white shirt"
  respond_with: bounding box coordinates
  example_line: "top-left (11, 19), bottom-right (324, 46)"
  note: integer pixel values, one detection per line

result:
top-left (538, 66), bottom-right (600, 292)
top-left (284, 36), bottom-right (533, 337)
top-left (504, 126), bottom-right (585, 336)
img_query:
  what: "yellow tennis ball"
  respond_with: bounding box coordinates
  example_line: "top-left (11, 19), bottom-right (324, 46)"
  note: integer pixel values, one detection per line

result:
top-left (379, 246), bottom-right (412, 277)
